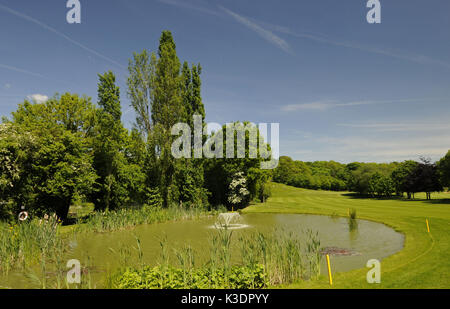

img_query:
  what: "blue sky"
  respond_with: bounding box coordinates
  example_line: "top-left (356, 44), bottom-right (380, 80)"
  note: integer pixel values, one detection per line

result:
top-left (1, 0), bottom-right (449, 163)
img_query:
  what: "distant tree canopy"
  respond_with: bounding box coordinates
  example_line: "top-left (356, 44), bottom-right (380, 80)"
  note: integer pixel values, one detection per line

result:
top-left (273, 155), bottom-right (446, 199)
top-left (273, 157), bottom-right (348, 191)
top-left (0, 31), bottom-right (272, 221)
top-left (438, 151), bottom-right (450, 188)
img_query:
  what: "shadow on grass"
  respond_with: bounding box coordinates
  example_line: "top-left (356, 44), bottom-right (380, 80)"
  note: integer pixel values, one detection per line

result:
top-left (341, 193), bottom-right (450, 205)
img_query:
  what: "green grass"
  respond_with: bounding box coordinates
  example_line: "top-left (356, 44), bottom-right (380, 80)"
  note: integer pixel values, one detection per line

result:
top-left (242, 183), bottom-right (450, 289)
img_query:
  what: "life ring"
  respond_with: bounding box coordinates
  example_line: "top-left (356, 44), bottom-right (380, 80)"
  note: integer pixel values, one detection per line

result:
top-left (18, 211), bottom-right (29, 222)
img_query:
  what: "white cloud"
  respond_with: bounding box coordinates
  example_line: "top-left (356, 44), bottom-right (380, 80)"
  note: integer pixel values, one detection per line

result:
top-left (27, 94), bottom-right (48, 104)
top-left (4, 83), bottom-right (11, 89)
top-left (282, 101), bottom-right (336, 111)
top-left (156, 0), bottom-right (220, 16)
top-left (282, 131), bottom-right (450, 163)
top-left (219, 6), bottom-right (293, 55)
top-left (337, 122), bottom-right (450, 133)
top-left (281, 98), bottom-right (434, 112)
top-left (0, 63), bottom-right (45, 79)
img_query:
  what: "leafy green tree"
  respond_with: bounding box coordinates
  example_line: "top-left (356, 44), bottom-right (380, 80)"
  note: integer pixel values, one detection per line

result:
top-left (391, 160), bottom-right (418, 198)
top-left (5, 95), bottom-right (98, 220)
top-left (91, 71), bottom-right (146, 211)
top-left (127, 49), bottom-right (157, 140)
top-left (151, 31), bottom-right (184, 129)
top-left (412, 158), bottom-right (442, 200)
top-left (347, 163), bottom-right (396, 195)
top-left (204, 122), bottom-right (272, 209)
top-left (150, 31), bottom-right (186, 207)
top-left (31, 128), bottom-right (97, 220)
top-left (176, 61), bottom-right (208, 207)
top-left (127, 31), bottom-right (206, 208)
top-left (273, 156), bottom-right (297, 184)
top-left (438, 151), bottom-right (450, 188)
top-left (368, 173), bottom-right (394, 197)
top-left (0, 123), bottom-right (36, 220)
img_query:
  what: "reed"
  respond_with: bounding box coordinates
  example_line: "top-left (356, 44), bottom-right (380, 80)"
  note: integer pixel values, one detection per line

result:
top-left (348, 208), bottom-right (358, 231)
top-left (79, 205), bottom-right (220, 233)
top-left (109, 227), bottom-right (322, 289)
top-left (0, 214), bottom-right (66, 275)
top-left (305, 229), bottom-right (322, 280)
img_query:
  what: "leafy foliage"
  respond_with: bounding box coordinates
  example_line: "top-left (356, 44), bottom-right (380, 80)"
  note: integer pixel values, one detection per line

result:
top-left (274, 155), bottom-right (446, 199)
top-left (90, 71), bottom-right (146, 211)
top-left (438, 151), bottom-right (450, 188)
top-left (273, 156), bottom-right (349, 191)
top-left (204, 122), bottom-right (272, 209)
top-left (110, 264), bottom-right (267, 289)
top-left (1, 95), bottom-right (97, 220)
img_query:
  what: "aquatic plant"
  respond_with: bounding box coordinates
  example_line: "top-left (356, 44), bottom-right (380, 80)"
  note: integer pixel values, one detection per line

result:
top-left (109, 227), bottom-right (322, 289)
top-left (348, 208), bottom-right (358, 231)
top-left (79, 205), bottom-right (220, 233)
top-left (0, 214), bottom-right (66, 275)
top-left (305, 229), bottom-right (322, 280)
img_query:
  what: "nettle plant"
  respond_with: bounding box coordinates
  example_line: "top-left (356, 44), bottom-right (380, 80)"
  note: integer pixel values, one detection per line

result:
top-left (228, 172), bottom-right (250, 210)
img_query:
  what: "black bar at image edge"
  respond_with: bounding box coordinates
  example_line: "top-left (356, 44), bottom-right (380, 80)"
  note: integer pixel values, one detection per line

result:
top-left (0, 289), bottom-right (447, 306)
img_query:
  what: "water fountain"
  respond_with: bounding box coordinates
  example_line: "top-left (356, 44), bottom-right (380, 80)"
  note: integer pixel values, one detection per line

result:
top-left (213, 213), bottom-right (249, 230)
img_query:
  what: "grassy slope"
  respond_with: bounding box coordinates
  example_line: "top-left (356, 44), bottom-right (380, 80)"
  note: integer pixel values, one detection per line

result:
top-left (242, 183), bottom-right (450, 289)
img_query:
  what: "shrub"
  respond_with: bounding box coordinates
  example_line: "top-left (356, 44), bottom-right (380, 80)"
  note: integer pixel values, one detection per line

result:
top-left (109, 264), bottom-right (267, 289)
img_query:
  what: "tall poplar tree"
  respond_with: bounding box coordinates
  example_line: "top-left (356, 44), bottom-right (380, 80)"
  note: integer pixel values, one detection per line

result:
top-left (127, 50), bottom-right (156, 141)
top-left (151, 31), bottom-right (185, 207)
top-left (176, 61), bottom-right (208, 207)
top-left (92, 71), bottom-right (145, 211)
top-left (127, 31), bottom-right (208, 208)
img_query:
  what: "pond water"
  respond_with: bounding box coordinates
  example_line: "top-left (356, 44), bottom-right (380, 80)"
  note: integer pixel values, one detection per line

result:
top-left (0, 213), bottom-right (404, 288)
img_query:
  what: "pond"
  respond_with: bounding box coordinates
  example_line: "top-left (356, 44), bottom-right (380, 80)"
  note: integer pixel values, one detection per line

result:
top-left (0, 213), bottom-right (404, 288)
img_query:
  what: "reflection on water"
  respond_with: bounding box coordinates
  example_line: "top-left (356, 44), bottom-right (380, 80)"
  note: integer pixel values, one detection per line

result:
top-left (1, 213), bottom-right (404, 288)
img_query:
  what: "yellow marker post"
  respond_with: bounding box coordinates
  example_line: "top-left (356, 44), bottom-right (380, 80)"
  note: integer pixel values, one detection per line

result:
top-left (326, 254), bottom-right (333, 286)
top-left (426, 219), bottom-right (430, 233)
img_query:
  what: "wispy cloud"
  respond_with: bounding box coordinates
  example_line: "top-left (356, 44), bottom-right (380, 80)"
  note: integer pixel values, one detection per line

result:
top-left (157, 1), bottom-right (449, 68)
top-left (156, 0), bottom-right (220, 16)
top-left (266, 23), bottom-right (450, 70)
top-left (283, 132), bottom-right (450, 163)
top-left (0, 63), bottom-right (76, 87)
top-left (0, 4), bottom-right (125, 70)
top-left (0, 63), bottom-right (45, 79)
top-left (27, 94), bottom-right (48, 104)
top-left (219, 6), bottom-right (293, 55)
top-left (281, 98), bottom-right (430, 112)
top-left (337, 122), bottom-right (450, 133)
top-left (316, 134), bottom-right (450, 160)
top-left (155, 1), bottom-right (293, 54)
top-left (282, 100), bottom-right (336, 111)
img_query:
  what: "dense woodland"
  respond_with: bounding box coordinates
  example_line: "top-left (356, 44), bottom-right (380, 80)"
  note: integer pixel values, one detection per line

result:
top-left (273, 154), bottom-right (450, 199)
top-left (0, 31), bottom-right (271, 222)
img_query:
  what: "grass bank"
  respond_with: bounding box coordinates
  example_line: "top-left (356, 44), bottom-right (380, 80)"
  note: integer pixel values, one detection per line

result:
top-left (242, 183), bottom-right (450, 289)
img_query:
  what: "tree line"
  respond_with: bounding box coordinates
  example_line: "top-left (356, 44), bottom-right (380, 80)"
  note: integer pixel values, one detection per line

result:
top-left (0, 31), bottom-right (271, 222)
top-left (273, 153), bottom-right (450, 199)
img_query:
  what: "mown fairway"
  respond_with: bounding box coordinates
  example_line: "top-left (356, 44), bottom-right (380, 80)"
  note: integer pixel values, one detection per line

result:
top-left (243, 183), bottom-right (450, 289)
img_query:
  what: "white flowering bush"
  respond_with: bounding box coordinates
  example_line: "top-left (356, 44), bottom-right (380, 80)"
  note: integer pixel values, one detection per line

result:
top-left (227, 172), bottom-right (250, 209)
